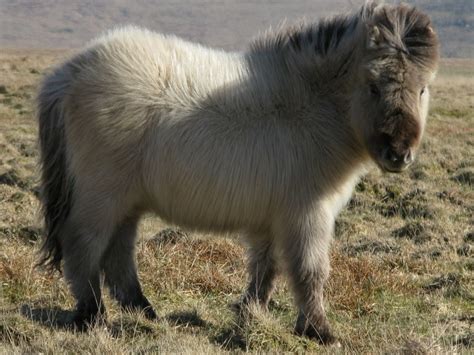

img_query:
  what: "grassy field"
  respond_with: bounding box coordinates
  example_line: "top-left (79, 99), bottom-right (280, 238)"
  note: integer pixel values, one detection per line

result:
top-left (0, 50), bottom-right (472, 353)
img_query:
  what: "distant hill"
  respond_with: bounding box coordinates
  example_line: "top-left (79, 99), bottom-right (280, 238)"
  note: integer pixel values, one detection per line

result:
top-left (0, 0), bottom-right (472, 57)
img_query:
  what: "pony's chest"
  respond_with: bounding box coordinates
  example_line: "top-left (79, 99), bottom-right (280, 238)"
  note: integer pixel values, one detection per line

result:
top-left (324, 169), bottom-right (365, 219)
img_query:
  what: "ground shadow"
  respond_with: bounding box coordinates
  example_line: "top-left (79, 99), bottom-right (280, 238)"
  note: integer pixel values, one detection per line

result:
top-left (107, 318), bottom-right (154, 338)
top-left (212, 327), bottom-right (247, 351)
top-left (20, 303), bottom-right (248, 350)
top-left (166, 309), bottom-right (208, 328)
top-left (166, 308), bottom-right (247, 351)
top-left (20, 304), bottom-right (154, 336)
top-left (20, 304), bottom-right (76, 330)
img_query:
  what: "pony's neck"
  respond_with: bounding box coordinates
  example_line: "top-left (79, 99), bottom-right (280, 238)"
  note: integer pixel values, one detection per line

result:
top-left (204, 27), bottom-right (369, 187)
top-left (247, 11), bottom-right (363, 96)
top-left (243, 20), bottom-right (366, 119)
top-left (242, 15), bottom-right (369, 168)
top-left (239, 52), bottom-right (313, 115)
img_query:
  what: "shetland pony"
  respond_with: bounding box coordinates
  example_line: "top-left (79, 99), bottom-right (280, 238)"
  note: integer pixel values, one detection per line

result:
top-left (37, 2), bottom-right (439, 344)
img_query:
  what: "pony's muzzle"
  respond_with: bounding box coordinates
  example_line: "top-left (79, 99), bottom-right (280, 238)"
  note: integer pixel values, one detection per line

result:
top-left (381, 147), bottom-right (414, 172)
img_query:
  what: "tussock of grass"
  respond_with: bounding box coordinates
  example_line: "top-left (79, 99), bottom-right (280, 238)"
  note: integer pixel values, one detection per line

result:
top-left (0, 53), bottom-right (473, 353)
top-left (140, 234), bottom-right (245, 295)
top-left (328, 250), bottom-right (416, 318)
top-left (451, 168), bottom-right (474, 186)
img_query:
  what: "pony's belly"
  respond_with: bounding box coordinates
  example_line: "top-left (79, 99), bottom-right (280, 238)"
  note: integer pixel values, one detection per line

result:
top-left (140, 116), bottom-right (292, 232)
top-left (147, 173), bottom-right (277, 233)
top-left (143, 150), bottom-right (281, 232)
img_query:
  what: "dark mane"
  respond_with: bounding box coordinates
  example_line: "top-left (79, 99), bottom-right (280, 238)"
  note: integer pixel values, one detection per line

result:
top-left (249, 2), bottom-right (439, 71)
top-left (249, 13), bottom-right (360, 56)
top-left (248, 2), bottom-right (380, 56)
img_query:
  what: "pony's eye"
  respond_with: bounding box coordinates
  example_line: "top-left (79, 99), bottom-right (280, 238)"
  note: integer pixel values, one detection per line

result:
top-left (369, 84), bottom-right (380, 97)
top-left (420, 87), bottom-right (426, 97)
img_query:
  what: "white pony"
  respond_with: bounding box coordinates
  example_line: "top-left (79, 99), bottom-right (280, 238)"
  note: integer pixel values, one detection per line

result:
top-left (37, 2), bottom-right (439, 344)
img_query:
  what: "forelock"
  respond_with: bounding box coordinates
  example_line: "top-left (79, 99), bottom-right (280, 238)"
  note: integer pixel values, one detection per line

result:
top-left (368, 4), bottom-right (439, 71)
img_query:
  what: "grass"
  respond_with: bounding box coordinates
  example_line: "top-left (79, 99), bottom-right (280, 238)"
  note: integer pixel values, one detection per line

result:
top-left (0, 51), bottom-right (473, 353)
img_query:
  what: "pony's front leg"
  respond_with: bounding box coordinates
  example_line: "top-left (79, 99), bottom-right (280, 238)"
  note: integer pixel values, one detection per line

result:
top-left (277, 206), bottom-right (337, 345)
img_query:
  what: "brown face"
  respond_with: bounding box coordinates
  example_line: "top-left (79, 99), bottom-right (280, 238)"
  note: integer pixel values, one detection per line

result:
top-left (351, 4), bottom-right (440, 173)
top-left (351, 60), bottom-right (432, 173)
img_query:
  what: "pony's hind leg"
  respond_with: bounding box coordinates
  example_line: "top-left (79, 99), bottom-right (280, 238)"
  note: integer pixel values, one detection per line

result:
top-left (60, 184), bottom-right (129, 329)
top-left (240, 235), bottom-right (278, 310)
top-left (101, 215), bottom-right (157, 319)
top-left (61, 214), bottom-right (114, 328)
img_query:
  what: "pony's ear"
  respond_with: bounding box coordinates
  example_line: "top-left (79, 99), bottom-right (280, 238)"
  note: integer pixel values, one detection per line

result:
top-left (367, 25), bottom-right (384, 48)
top-left (426, 24), bottom-right (435, 36)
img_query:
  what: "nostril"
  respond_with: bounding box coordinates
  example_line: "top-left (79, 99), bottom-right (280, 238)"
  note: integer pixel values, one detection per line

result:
top-left (383, 148), bottom-right (400, 163)
top-left (403, 150), bottom-right (414, 165)
top-left (382, 148), bottom-right (413, 166)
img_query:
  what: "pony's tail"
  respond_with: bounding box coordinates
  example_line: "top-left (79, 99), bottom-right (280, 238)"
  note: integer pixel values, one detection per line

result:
top-left (36, 67), bottom-right (74, 272)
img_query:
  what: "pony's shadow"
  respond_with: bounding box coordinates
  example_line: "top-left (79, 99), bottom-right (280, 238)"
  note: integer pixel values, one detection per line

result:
top-left (20, 304), bottom-right (211, 332)
top-left (166, 309), bottom-right (247, 351)
top-left (20, 304), bottom-right (76, 330)
top-left (20, 304), bottom-right (154, 337)
top-left (213, 327), bottom-right (247, 351)
top-left (21, 304), bottom-right (247, 350)
top-left (166, 309), bottom-right (208, 328)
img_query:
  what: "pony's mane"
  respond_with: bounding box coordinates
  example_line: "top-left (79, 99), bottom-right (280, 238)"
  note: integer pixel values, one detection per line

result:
top-left (248, 11), bottom-right (361, 57)
top-left (249, 2), bottom-right (439, 70)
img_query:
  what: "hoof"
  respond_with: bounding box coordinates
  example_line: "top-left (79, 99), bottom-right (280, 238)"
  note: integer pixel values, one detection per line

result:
top-left (69, 311), bottom-right (105, 331)
top-left (142, 306), bottom-right (158, 320)
top-left (121, 297), bottom-right (158, 320)
top-left (231, 295), bottom-right (269, 314)
top-left (295, 323), bottom-right (338, 346)
top-left (68, 302), bottom-right (106, 331)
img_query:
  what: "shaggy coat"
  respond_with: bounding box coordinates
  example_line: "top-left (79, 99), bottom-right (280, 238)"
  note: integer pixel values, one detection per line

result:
top-left (37, 1), bottom-right (439, 344)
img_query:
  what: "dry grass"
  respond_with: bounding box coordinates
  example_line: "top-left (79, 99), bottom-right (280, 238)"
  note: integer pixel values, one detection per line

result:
top-left (0, 51), bottom-right (473, 353)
